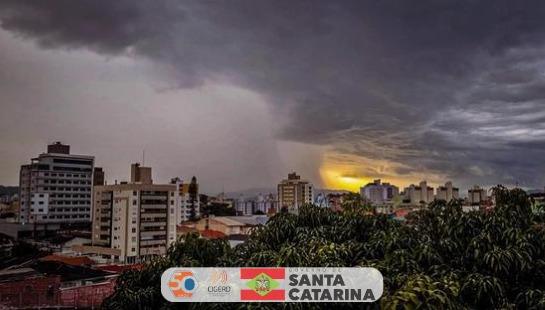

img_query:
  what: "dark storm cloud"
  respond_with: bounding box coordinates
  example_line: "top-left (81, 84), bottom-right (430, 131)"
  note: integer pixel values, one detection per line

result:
top-left (2, 0), bottom-right (545, 188)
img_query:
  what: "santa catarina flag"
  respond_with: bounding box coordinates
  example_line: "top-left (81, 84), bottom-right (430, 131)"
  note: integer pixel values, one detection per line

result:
top-left (240, 268), bottom-right (285, 301)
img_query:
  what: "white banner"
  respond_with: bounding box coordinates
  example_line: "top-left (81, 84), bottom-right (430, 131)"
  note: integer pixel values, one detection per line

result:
top-left (161, 267), bottom-right (383, 302)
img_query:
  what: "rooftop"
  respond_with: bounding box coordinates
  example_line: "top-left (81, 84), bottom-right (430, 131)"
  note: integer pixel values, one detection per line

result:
top-left (225, 216), bottom-right (269, 226)
top-left (0, 268), bottom-right (43, 283)
top-left (94, 264), bottom-right (142, 274)
top-left (210, 216), bottom-right (246, 227)
top-left (30, 261), bottom-right (114, 282)
top-left (201, 229), bottom-right (226, 238)
top-left (40, 254), bottom-right (94, 266)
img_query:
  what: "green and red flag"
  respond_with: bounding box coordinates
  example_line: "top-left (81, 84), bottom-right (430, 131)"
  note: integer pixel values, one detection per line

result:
top-left (240, 268), bottom-right (285, 301)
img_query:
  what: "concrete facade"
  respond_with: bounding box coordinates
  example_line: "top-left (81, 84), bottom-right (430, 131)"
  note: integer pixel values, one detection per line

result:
top-left (360, 179), bottom-right (399, 204)
top-left (19, 142), bottom-right (94, 225)
top-left (92, 182), bottom-right (177, 263)
top-left (404, 181), bottom-right (434, 204)
top-left (468, 185), bottom-right (487, 204)
top-left (278, 173), bottom-right (313, 213)
top-left (436, 181), bottom-right (460, 201)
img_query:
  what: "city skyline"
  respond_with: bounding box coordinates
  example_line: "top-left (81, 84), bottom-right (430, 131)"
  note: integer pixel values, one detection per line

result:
top-left (11, 141), bottom-right (543, 196)
top-left (2, 1), bottom-right (545, 192)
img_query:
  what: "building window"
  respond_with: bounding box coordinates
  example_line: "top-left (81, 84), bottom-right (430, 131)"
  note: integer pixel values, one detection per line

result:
top-left (132, 228), bottom-right (136, 233)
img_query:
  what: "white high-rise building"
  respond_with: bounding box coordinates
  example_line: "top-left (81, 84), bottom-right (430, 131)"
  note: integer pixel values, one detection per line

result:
top-left (19, 142), bottom-right (94, 226)
top-left (360, 179), bottom-right (399, 203)
top-left (278, 173), bottom-right (313, 213)
top-left (404, 181), bottom-right (434, 204)
top-left (436, 181), bottom-right (460, 201)
top-left (468, 185), bottom-right (487, 204)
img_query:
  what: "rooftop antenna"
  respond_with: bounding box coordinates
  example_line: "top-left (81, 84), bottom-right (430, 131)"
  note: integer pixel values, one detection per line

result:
top-left (142, 150), bottom-right (145, 166)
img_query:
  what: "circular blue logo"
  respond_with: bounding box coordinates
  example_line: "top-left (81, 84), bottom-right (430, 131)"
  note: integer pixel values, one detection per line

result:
top-left (184, 278), bottom-right (196, 290)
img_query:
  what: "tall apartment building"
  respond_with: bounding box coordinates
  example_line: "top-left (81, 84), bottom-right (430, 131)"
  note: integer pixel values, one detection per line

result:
top-left (92, 165), bottom-right (176, 263)
top-left (171, 177), bottom-right (200, 223)
top-left (360, 179), bottom-right (399, 203)
top-left (19, 142), bottom-right (94, 227)
top-left (278, 172), bottom-right (313, 213)
top-left (404, 181), bottom-right (434, 204)
top-left (468, 185), bottom-right (487, 205)
top-left (435, 181), bottom-right (460, 201)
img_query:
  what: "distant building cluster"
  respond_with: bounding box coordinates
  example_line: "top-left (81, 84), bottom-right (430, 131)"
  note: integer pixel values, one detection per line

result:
top-left (360, 179), bottom-right (399, 203)
top-left (234, 193), bottom-right (278, 215)
top-left (359, 179), bottom-right (495, 209)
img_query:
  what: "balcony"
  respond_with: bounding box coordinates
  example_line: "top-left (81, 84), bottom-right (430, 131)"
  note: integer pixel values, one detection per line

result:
top-left (140, 204), bottom-right (167, 209)
top-left (141, 230), bottom-right (166, 237)
top-left (140, 239), bottom-right (166, 247)
top-left (141, 221), bottom-right (166, 227)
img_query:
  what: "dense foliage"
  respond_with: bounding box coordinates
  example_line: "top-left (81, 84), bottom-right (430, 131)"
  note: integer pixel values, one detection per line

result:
top-left (202, 202), bottom-right (236, 217)
top-left (11, 241), bottom-right (45, 258)
top-left (103, 186), bottom-right (545, 309)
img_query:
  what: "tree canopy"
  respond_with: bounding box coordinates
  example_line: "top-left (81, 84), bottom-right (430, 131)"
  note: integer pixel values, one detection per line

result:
top-left (103, 187), bottom-right (545, 309)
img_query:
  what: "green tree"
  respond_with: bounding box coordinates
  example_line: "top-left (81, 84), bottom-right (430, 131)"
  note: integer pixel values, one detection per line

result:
top-left (103, 186), bottom-right (545, 310)
top-left (11, 241), bottom-right (44, 258)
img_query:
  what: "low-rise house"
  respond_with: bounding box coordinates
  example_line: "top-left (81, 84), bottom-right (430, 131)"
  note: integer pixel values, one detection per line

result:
top-left (0, 260), bottom-right (118, 308)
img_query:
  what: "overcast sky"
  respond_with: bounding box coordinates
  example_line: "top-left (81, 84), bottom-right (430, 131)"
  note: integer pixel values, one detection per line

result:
top-left (1, 1), bottom-right (545, 193)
